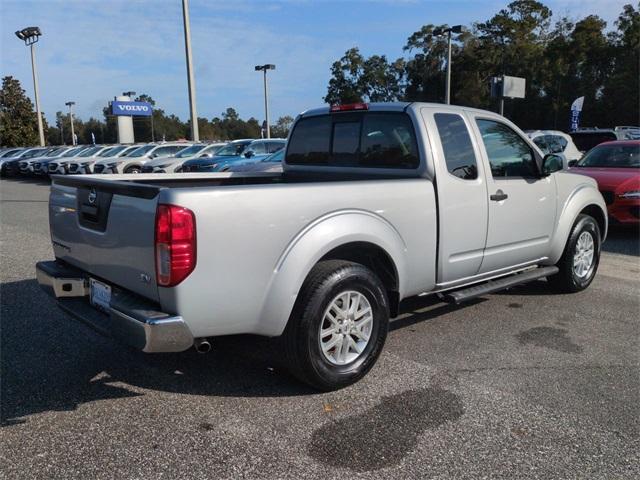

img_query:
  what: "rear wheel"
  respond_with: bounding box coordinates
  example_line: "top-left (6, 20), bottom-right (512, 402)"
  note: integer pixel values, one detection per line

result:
top-left (283, 260), bottom-right (389, 391)
top-left (548, 214), bottom-right (601, 293)
top-left (125, 166), bottom-right (141, 174)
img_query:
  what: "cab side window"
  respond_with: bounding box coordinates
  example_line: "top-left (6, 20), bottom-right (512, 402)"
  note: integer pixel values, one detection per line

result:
top-left (434, 113), bottom-right (478, 180)
top-left (476, 119), bottom-right (538, 178)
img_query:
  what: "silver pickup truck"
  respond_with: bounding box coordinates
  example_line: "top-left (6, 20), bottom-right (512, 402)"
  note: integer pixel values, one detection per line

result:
top-left (36, 102), bottom-right (607, 390)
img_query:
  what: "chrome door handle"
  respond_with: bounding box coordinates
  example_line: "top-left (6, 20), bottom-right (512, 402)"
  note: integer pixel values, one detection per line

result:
top-left (490, 190), bottom-right (508, 201)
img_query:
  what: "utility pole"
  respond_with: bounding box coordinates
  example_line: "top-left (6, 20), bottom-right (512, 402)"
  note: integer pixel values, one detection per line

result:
top-left (65, 101), bottom-right (76, 145)
top-left (433, 25), bottom-right (464, 105)
top-left (182, 0), bottom-right (199, 141)
top-left (15, 27), bottom-right (45, 146)
top-left (255, 64), bottom-right (276, 138)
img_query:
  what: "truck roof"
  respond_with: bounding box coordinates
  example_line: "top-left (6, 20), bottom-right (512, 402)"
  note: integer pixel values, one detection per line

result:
top-left (299, 101), bottom-right (507, 119)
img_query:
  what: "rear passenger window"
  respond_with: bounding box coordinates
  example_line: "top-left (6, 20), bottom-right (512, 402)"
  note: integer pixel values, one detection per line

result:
top-left (434, 113), bottom-right (478, 180)
top-left (286, 112), bottom-right (419, 169)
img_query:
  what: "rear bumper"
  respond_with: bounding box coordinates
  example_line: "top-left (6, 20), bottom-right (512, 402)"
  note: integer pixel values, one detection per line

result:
top-left (36, 260), bottom-right (194, 353)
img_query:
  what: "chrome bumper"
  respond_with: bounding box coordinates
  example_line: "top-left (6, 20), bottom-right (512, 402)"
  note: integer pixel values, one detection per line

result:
top-left (36, 261), bottom-right (194, 353)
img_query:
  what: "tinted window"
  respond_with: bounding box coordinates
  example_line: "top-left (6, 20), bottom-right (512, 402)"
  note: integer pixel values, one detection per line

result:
top-left (287, 115), bottom-right (331, 165)
top-left (332, 121), bottom-right (360, 165)
top-left (287, 112), bottom-right (418, 169)
top-left (533, 136), bottom-right (549, 153)
top-left (249, 142), bottom-right (267, 154)
top-left (216, 142), bottom-right (252, 156)
top-left (569, 132), bottom-right (617, 152)
top-left (434, 113), bottom-right (478, 180)
top-left (476, 119), bottom-right (537, 178)
top-left (154, 146), bottom-right (182, 156)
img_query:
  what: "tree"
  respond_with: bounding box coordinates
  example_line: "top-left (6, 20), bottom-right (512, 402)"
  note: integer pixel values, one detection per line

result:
top-left (0, 76), bottom-right (40, 147)
top-left (271, 115), bottom-right (294, 138)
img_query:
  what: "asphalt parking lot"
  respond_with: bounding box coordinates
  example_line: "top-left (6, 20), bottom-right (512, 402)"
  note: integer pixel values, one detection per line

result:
top-left (1, 178), bottom-right (638, 479)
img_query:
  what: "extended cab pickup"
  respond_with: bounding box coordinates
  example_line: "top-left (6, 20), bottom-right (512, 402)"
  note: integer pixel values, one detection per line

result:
top-left (36, 102), bottom-right (607, 390)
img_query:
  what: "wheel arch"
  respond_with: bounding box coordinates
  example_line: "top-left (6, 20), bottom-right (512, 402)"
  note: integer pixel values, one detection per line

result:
top-left (257, 210), bottom-right (407, 337)
top-left (548, 185), bottom-right (608, 264)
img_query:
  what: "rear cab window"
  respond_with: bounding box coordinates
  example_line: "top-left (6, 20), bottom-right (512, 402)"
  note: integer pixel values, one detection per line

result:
top-left (286, 112), bottom-right (419, 169)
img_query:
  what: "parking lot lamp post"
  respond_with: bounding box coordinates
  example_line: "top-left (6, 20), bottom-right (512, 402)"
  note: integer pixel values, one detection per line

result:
top-left (65, 101), bottom-right (76, 145)
top-left (255, 64), bottom-right (275, 138)
top-left (433, 25), bottom-right (464, 105)
top-left (15, 26), bottom-right (45, 146)
top-left (181, 0), bottom-right (199, 142)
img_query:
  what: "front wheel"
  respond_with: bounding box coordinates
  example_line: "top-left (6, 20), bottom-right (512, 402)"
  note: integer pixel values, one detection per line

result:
top-left (124, 166), bottom-right (141, 174)
top-left (283, 260), bottom-right (389, 391)
top-left (548, 214), bottom-right (601, 293)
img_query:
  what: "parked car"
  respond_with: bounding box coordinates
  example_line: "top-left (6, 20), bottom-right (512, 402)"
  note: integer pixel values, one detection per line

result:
top-left (569, 129), bottom-right (619, 153)
top-left (2, 147), bottom-right (49, 175)
top-left (142, 143), bottom-right (226, 173)
top-left (37, 102), bottom-right (607, 390)
top-left (18, 147), bottom-right (66, 175)
top-left (0, 148), bottom-right (26, 176)
top-left (570, 140), bottom-right (639, 225)
top-left (67, 145), bottom-right (141, 174)
top-left (614, 126), bottom-right (640, 140)
top-left (30, 146), bottom-right (85, 175)
top-left (93, 143), bottom-right (191, 174)
top-left (527, 130), bottom-right (582, 167)
top-left (47, 146), bottom-right (95, 175)
top-left (228, 148), bottom-right (285, 173)
top-left (180, 139), bottom-right (256, 172)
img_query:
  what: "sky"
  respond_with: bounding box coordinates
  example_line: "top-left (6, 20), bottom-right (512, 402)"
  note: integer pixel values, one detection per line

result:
top-left (0, 0), bottom-right (630, 125)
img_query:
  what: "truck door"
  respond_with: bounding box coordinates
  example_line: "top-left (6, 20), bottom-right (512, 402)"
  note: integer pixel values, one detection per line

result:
top-left (470, 116), bottom-right (557, 273)
top-left (421, 108), bottom-right (489, 284)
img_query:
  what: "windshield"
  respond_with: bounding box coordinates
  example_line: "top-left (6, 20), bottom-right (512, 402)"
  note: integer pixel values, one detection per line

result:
top-left (61, 146), bottom-right (85, 157)
top-left (577, 144), bottom-right (640, 168)
top-left (127, 145), bottom-right (155, 157)
top-left (77, 146), bottom-right (102, 157)
top-left (215, 142), bottom-right (251, 156)
top-left (45, 148), bottom-right (64, 157)
top-left (23, 148), bottom-right (47, 158)
top-left (264, 149), bottom-right (285, 162)
top-left (175, 144), bottom-right (206, 158)
top-left (99, 146), bottom-right (126, 157)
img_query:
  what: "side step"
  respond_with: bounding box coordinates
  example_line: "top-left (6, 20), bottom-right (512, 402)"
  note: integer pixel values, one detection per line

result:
top-left (442, 266), bottom-right (559, 305)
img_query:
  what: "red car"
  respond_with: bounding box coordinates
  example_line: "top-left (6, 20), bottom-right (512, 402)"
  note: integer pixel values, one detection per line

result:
top-left (571, 140), bottom-right (640, 225)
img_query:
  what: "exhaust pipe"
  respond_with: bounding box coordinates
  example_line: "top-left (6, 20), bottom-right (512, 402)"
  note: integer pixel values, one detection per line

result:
top-left (194, 338), bottom-right (211, 354)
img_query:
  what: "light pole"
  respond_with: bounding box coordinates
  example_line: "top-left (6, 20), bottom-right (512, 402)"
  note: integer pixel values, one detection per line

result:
top-left (181, 0), bottom-right (199, 141)
top-left (433, 25), bottom-right (464, 105)
top-left (255, 64), bottom-right (275, 138)
top-left (15, 26), bottom-right (45, 146)
top-left (65, 101), bottom-right (76, 145)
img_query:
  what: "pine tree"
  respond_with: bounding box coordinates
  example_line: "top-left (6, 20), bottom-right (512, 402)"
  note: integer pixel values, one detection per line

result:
top-left (0, 76), bottom-right (40, 147)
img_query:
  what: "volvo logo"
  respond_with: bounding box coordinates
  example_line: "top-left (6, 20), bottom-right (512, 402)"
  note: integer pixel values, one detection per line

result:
top-left (88, 188), bottom-right (97, 205)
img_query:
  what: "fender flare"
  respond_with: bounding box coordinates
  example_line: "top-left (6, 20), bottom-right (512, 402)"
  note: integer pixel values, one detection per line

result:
top-left (548, 184), bottom-right (608, 264)
top-left (257, 209), bottom-right (408, 337)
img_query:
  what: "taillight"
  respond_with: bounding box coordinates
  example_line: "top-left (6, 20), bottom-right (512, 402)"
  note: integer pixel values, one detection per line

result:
top-left (155, 204), bottom-right (196, 287)
top-left (330, 103), bottom-right (369, 112)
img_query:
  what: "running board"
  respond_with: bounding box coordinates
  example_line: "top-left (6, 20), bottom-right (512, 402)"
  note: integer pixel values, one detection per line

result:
top-left (441, 266), bottom-right (559, 304)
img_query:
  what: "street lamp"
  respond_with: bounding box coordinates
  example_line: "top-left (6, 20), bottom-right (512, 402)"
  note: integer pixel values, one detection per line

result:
top-left (65, 101), bottom-right (76, 145)
top-left (255, 64), bottom-right (275, 138)
top-left (15, 26), bottom-right (45, 146)
top-left (181, 0), bottom-right (199, 142)
top-left (433, 25), bottom-right (464, 105)
top-left (122, 91), bottom-right (136, 99)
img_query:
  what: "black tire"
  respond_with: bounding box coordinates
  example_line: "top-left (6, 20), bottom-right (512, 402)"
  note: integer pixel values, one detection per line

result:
top-left (283, 260), bottom-right (389, 391)
top-left (548, 214), bottom-right (601, 293)
top-left (125, 166), bottom-right (141, 174)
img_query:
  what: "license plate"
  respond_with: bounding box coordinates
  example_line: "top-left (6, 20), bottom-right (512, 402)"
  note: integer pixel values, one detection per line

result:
top-left (90, 278), bottom-right (112, 312)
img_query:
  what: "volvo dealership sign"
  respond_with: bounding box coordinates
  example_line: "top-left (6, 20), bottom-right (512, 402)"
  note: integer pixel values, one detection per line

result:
top-left (111, 101), bottom-right (153, 117)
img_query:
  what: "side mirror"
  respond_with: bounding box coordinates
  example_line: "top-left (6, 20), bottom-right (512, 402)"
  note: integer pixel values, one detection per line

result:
top-left (244, 150), bottom-right (254, 158)
top-left (568, 159), bottom-right (579, 167)
top-left (541, 153), bottom-right (564, 175)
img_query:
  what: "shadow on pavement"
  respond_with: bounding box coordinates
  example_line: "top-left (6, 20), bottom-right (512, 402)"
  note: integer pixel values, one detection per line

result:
top-left (602, 225), bottom-right (639, 256)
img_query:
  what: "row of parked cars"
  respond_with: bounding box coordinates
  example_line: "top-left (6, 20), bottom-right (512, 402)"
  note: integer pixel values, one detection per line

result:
top-left (0, 137), bottom-right (287, 177)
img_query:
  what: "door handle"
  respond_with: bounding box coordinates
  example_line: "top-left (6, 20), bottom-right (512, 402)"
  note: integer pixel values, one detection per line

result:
top-left (490, 190), bottom-right (508, 201)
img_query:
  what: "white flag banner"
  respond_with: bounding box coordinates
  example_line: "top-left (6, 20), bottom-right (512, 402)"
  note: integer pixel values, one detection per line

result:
top-left (570, 96), bottom-right (585, 131)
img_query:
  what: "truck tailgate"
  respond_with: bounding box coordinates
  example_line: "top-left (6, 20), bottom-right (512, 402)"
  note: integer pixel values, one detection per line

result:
top-left (49, 176), bottom-right (160, 302)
